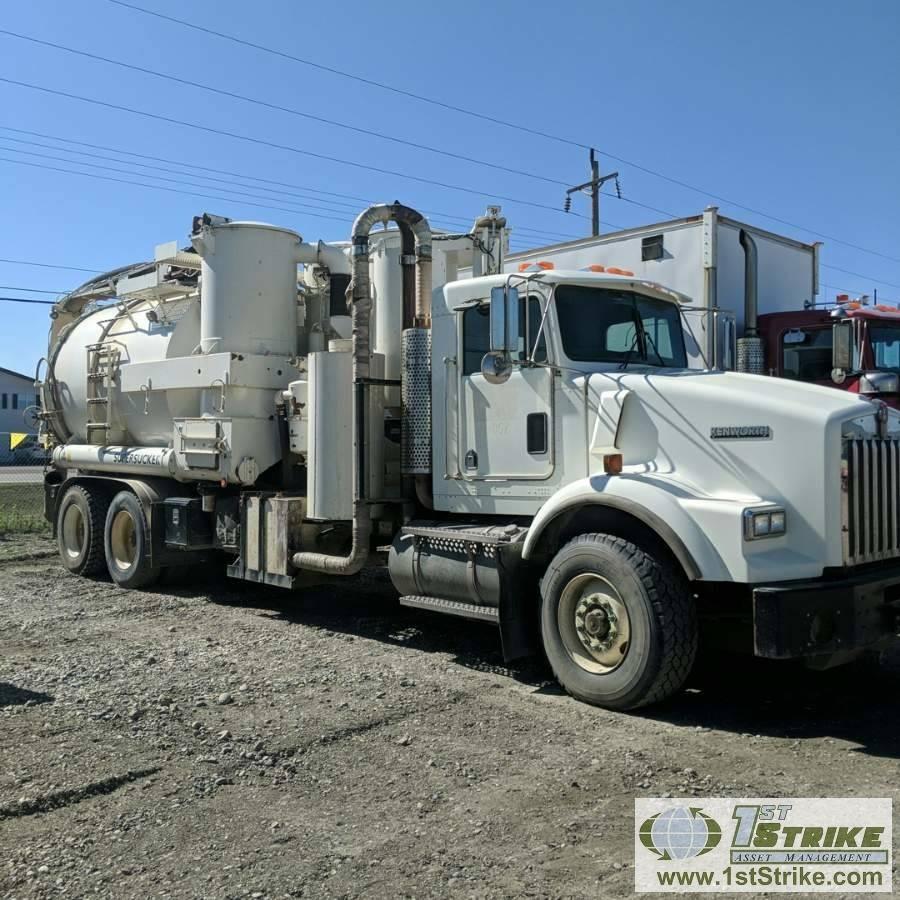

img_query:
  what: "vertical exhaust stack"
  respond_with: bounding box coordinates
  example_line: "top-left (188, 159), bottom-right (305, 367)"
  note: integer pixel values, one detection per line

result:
top-left (737, 228), bottom-right (765, 375)
top-left (293, 203), bottom-right (432, 576)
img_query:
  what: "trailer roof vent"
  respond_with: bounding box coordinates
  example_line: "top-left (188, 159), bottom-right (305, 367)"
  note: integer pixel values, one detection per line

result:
top-left (641, 234), bottom-right (664, 262)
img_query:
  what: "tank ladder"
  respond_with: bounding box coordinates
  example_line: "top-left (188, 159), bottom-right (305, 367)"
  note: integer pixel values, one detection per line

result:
top-left (85, 342), bottom-right (121, 445)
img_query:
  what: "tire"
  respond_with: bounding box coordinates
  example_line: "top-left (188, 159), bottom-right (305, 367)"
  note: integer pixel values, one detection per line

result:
top-left (540, 533), bottom-right (697, 710)
top-left (56, 484), bottom-right (109, 576)
top-left (104, 491), bottom-right (160, 589)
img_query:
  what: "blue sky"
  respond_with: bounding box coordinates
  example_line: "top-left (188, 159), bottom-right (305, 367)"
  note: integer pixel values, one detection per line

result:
top-left (1, 0), bottom-right (898, 378)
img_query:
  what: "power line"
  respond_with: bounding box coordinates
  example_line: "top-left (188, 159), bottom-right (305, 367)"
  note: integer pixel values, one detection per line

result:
top-left (0, 28), bottom-right (572, 191)
top-left (0, 132), bottom-right (370, 213)
top-left (821, 282), bottom-right (897, 305)
top-left (0, 152), bottom-right (521, 243)
top-left (0, 153), bottom-right (557, 257)
top-left (0, 285), bottom-right (65, 294)
top-left (0, 127), bottom-right (579, 242)
top-left (0, 155), bottom-right (353, 225)
top-left (8, 149), bottom-right (895, 298)
top-left (3, 24), bottom-right (655, 232)
top-left (0, 143), bottom-right (363, 219)
top-left (0, 295), bottom-right (56, 307)
top-left (0, 75), bottom-right (616, 224)
top-left (0, 257), bottom-right (100, 273)
top-left (821, 263), bottom-right (900, 292)
top-left (101, 0), bottom-right (900, 265)
top-left (1, 125), bottom-right (377, 206)
top-left (103, 0), bottom-right (597, 151)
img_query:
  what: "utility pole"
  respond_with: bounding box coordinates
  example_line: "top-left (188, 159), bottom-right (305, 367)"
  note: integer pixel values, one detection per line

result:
top-left (565, 149), bottom-right (619, 236)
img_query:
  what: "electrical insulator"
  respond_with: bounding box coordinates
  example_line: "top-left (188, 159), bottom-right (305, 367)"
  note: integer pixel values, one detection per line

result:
top-left (564, 196), bottom-right (572, 213)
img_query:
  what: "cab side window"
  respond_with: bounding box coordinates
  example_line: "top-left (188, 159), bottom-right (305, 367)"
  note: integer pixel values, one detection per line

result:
top-left (461, 296), bottom-right (547, 376)
top-left (781, 327), bottom-right (832, 381)
top-left (461, 303), bottom-right (491, 375)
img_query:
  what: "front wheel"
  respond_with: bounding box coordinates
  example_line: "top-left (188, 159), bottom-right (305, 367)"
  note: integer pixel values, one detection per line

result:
top-left (540, 533), bottom-right (697, 710)
top-left (104, 491), bottom-right (160, 589)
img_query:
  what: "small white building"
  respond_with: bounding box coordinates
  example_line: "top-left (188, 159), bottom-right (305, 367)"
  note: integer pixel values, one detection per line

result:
top-left (0, 365), bottom-right (38, 441)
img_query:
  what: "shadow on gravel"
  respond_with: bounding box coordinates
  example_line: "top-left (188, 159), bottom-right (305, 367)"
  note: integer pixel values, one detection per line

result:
top-left (204, 579), bottom-right (897, 758)
top-left (644, 651), bottom-right (900, 760)
top-left (210, 577), bottom-right (558, 691)
top-left (0, 682), bottom-right (54, 708)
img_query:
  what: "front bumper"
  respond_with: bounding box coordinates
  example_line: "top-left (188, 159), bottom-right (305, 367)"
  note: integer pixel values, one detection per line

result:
top-left (753, 565), bottom-right (900, 661)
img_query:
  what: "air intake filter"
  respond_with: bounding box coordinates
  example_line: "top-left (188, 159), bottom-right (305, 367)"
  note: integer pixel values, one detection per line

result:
top-left (737, 336), bottom-right (765, 375)
top-left (401, 328), bottom-right (432, 474)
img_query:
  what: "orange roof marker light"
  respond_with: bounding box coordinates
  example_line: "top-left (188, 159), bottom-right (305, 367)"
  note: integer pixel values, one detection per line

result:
top-left (582, 264), bottom-right (606, 272)
top-left (518, 260), bottom-right (555, 273)
top-left (605, 266), bottom-right (635, 276)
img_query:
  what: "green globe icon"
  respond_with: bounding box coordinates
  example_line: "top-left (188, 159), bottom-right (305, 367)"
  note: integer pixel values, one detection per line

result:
top-left (639, 807), bottom-right (722, 860)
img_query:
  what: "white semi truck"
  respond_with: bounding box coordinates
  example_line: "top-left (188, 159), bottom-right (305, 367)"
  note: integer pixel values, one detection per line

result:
top-left (39, 204), bottom-right (900, 710)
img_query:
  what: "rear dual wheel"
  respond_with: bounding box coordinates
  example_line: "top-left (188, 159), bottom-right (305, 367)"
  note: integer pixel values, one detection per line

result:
top-left (104, 491), bottom-right (160, 589)
top-left (56, 485), bottom-right (109, 576)
top-left (56, 484), bottom-right (159, 589)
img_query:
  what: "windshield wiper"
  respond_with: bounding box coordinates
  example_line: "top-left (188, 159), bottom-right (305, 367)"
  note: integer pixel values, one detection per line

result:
top-left (619, 329), bottom-right (641, 371)
top-left (643, 327), bottom-right (666, 367)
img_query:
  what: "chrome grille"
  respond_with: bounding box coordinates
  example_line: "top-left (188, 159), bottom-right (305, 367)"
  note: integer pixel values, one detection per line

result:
top-left (843, 437), bottom-right (900, 565)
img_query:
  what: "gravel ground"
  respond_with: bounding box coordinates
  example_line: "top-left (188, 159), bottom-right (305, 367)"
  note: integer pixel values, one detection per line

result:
top-left (1, 535), bottom-right (898, 899)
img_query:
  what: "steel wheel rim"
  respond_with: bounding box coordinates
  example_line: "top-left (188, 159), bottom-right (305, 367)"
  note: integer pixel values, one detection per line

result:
top-left (557, 572), bottom-right (631, 674)
top-left (110, 509), bottom-right (137, 570)
top-left (61, 503), bottom-right (86, 562)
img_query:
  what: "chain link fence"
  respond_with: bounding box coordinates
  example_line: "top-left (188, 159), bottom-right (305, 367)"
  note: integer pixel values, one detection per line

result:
top-left (0, 433), bottom-right (48, 534)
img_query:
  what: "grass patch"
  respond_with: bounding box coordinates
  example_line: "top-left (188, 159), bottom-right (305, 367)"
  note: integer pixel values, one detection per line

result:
top-left (0, 482), bottom-right (48, 533)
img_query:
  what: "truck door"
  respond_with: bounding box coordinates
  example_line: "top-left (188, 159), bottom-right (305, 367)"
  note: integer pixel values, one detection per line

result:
top-left (457, 296), bottom-right (554, 480)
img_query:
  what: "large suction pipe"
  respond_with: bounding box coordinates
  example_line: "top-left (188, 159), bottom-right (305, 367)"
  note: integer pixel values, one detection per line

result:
top-left (293, 203), bottom-right (432, 576)
top-left (295, 240), bottom-right (351, 275)
top-left (397, 221), bottom-right (416, 330)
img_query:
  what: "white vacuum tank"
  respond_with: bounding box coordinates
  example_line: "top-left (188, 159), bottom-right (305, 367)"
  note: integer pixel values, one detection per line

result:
top-left (192, 220), bottom-right (301, 356)
top-left (51, 295), bottom-right (202, 446)
top-left (49, 218), bottom-right (305, 452)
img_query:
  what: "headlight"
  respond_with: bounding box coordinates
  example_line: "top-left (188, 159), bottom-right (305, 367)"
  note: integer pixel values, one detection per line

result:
top-left (743, 507), bottom-right (786, 541)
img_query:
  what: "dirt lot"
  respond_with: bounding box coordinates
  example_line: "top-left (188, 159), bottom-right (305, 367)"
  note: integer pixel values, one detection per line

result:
top-left (1, 533), bottom-right (898, 899)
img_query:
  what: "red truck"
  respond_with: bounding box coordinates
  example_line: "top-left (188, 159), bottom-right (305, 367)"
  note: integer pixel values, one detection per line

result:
top-left (759, 302), bottom-right (900, 407)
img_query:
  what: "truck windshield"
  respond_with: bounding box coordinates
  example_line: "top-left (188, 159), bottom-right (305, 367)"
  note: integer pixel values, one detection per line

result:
top-left (554, 285), bottom-right (687, 367)
top-left (868, 325), bottom-right (900, 371)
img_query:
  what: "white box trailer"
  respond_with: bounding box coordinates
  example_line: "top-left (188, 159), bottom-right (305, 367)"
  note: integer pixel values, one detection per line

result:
top-left (505, 207), bottom-right (821, 368)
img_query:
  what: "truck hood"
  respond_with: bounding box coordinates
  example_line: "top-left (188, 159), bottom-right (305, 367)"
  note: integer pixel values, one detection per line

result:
top-left (577, 368), bottom-right (888, 574)
top-left (580, 367), bottom-right (885, 501)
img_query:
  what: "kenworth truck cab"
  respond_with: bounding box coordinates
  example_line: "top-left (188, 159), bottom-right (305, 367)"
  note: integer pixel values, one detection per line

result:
top-left (42, 204), bottom-right (900, 710)
top-left (759, 302), bottom-right (900, 408)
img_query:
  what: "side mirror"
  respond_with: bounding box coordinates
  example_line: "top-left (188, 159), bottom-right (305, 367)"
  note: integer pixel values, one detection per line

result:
top-left (481, 350), bottom-right (513, 385)
top-left (832, 320), bottom-right (853, 384)
top-left (490, 285), bottom-right (519, 352)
